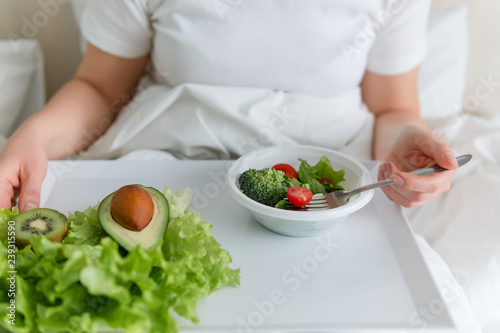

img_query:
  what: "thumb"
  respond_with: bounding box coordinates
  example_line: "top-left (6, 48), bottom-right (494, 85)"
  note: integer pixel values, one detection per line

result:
top-left (434, 148), bottom-right (459, 171)
top-left (18, 166), bottom-right (47, 212)
top-left (413, 129), bottom-right (458, 170)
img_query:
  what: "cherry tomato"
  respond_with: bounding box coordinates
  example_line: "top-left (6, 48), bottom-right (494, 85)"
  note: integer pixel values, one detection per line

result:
top-left (272, 163), bottom-right (298, 179)
top-left (318, 177), bottom-right (336, 192)
top-left (287, 186), bottom-right (313, 207)
top-left (318, 178), bottom-right (333, 185)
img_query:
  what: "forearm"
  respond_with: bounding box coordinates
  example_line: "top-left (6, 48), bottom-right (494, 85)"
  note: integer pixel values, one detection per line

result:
top-left (11, 78), bottom-right (120, 160)
top-left (372, 108), bottom-right (426, 161)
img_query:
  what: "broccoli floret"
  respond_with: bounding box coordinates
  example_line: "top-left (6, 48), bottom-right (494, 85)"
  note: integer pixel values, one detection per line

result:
top-left (238, 168), bottom-right (290, 207)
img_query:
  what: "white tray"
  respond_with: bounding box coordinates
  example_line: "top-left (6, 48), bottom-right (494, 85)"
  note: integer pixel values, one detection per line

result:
top-left (40, 160), bottom-right (457, 332)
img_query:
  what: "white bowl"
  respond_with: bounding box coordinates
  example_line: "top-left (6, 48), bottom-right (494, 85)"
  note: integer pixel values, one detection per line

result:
top-left (226, 145), bottom-right (374, 237)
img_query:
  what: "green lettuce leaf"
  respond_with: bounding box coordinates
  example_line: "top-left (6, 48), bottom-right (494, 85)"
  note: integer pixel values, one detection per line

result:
top-left (62, 205), bottom-right (107, 246)
top-left (161, 187), bottom-right (193, 219)
top-left (298, 156), bottom-right (346, 194)
top-left (0, 207), bottom-right (17, 243)
top-left (0, 187), bottom-right (240, 333)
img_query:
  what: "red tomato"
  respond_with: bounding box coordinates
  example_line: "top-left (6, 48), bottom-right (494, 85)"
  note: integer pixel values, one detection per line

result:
top-left (318, 178), bottom-right (333, 185)
top-left (287, 186), bottom-right (313, 207)
top-left (272, 163), bottom-right (298, 179)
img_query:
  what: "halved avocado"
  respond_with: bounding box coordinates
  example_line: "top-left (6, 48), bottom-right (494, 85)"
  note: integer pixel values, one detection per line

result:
top-left (98, 185), bottom-right (169, 251)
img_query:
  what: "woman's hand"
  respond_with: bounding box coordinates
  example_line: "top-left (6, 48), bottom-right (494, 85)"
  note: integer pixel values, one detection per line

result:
top-left (378, 125), bottom-right (458, 208)
top-left (0, 127), bottom-right (47, 211)
top-left (361, 68), bottom-right (458, 208)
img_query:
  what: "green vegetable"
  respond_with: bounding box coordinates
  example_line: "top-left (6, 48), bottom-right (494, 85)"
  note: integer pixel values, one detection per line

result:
top-left (0, 188), bottom-right (240, 333)
top-left (63, 205), bottom-right (108, 246)
top-left (0, 207), bottom-right (17, 243)
top-left (98, 185), bottom-right (170, 251)
top-left (238, 168), bottom-right (290, 207)
top-left (298, 156), bottom-right (346, 194)
top-left (239, 156), bottom-right (346, 209)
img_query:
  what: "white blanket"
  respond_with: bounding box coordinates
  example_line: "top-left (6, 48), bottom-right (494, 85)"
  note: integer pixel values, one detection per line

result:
top-left (82, 83), bottom-right (373, 162)
top-left (406, 114), bottom-right (500, 333)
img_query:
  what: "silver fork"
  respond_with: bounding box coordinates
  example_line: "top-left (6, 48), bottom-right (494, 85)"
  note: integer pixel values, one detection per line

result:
top-left (286, 154), bottom-right (472, 210)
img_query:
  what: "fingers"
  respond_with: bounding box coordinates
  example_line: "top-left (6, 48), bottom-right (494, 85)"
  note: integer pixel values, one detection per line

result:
top-left (0, 128), bottom-right (48, 212)
top-left (18, 163), bottom-right (47, 212)
top-left (0, 178), bottom-right (16, 210)
top-left (381, 126), bottom-right (458, 208)
top-left (379, 161), bottom-right (453, 208)
top-left (0, 157), bottom-right (21, 209)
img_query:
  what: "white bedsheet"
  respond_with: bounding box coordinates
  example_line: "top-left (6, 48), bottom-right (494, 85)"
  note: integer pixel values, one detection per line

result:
top-left (406, 114), bottom-right (500, 333)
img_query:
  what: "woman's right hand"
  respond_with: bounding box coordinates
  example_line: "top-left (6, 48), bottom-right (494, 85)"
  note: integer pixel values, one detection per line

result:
top-left (0, 128), bottom-right (48, 211)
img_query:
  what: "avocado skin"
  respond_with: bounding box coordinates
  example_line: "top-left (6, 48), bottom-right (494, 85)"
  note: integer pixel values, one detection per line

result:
top-left (98, 185), bottom-right (170, 251)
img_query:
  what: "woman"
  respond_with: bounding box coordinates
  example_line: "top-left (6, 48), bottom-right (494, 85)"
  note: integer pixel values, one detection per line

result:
top-left (0, 0), bottom-right (458, 211)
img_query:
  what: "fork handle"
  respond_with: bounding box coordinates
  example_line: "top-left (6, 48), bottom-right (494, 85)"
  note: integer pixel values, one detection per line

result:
top-left (346, 154), bottom-right (472, 198)
top-left (409, 154), bottom-right (471, 176)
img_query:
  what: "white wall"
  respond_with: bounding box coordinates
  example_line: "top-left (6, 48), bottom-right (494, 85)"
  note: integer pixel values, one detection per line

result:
top-left (463, 0), bottom-right (500, 119)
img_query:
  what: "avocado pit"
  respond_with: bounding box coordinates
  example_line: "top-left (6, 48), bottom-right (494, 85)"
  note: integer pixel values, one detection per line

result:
top-left (109, 185), bottom-right (154, 231)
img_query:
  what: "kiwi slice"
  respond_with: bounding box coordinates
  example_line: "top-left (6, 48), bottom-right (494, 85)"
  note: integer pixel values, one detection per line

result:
top-left (13, 208), bottom-right (68, 249)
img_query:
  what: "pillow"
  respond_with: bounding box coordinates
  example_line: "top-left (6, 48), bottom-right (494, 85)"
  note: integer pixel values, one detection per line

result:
top-left (0, 39), bottom-right (45, 137)
top-left (418, 4), bottom-right (469, 120)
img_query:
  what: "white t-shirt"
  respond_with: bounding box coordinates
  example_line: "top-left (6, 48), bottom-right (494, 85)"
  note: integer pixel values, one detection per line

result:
top-left (80, 0), bottom-right (431, 160)
top-left (82, 0), bottom-right (430, 97)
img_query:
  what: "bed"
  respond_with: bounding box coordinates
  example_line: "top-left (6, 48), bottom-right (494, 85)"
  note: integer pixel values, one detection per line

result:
top-left (0, 1), bottom-right (499, 332)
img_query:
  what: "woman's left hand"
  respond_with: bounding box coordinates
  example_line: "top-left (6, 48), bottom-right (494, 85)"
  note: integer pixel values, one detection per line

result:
top-left (378, 125), bottom-right (459, 208)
